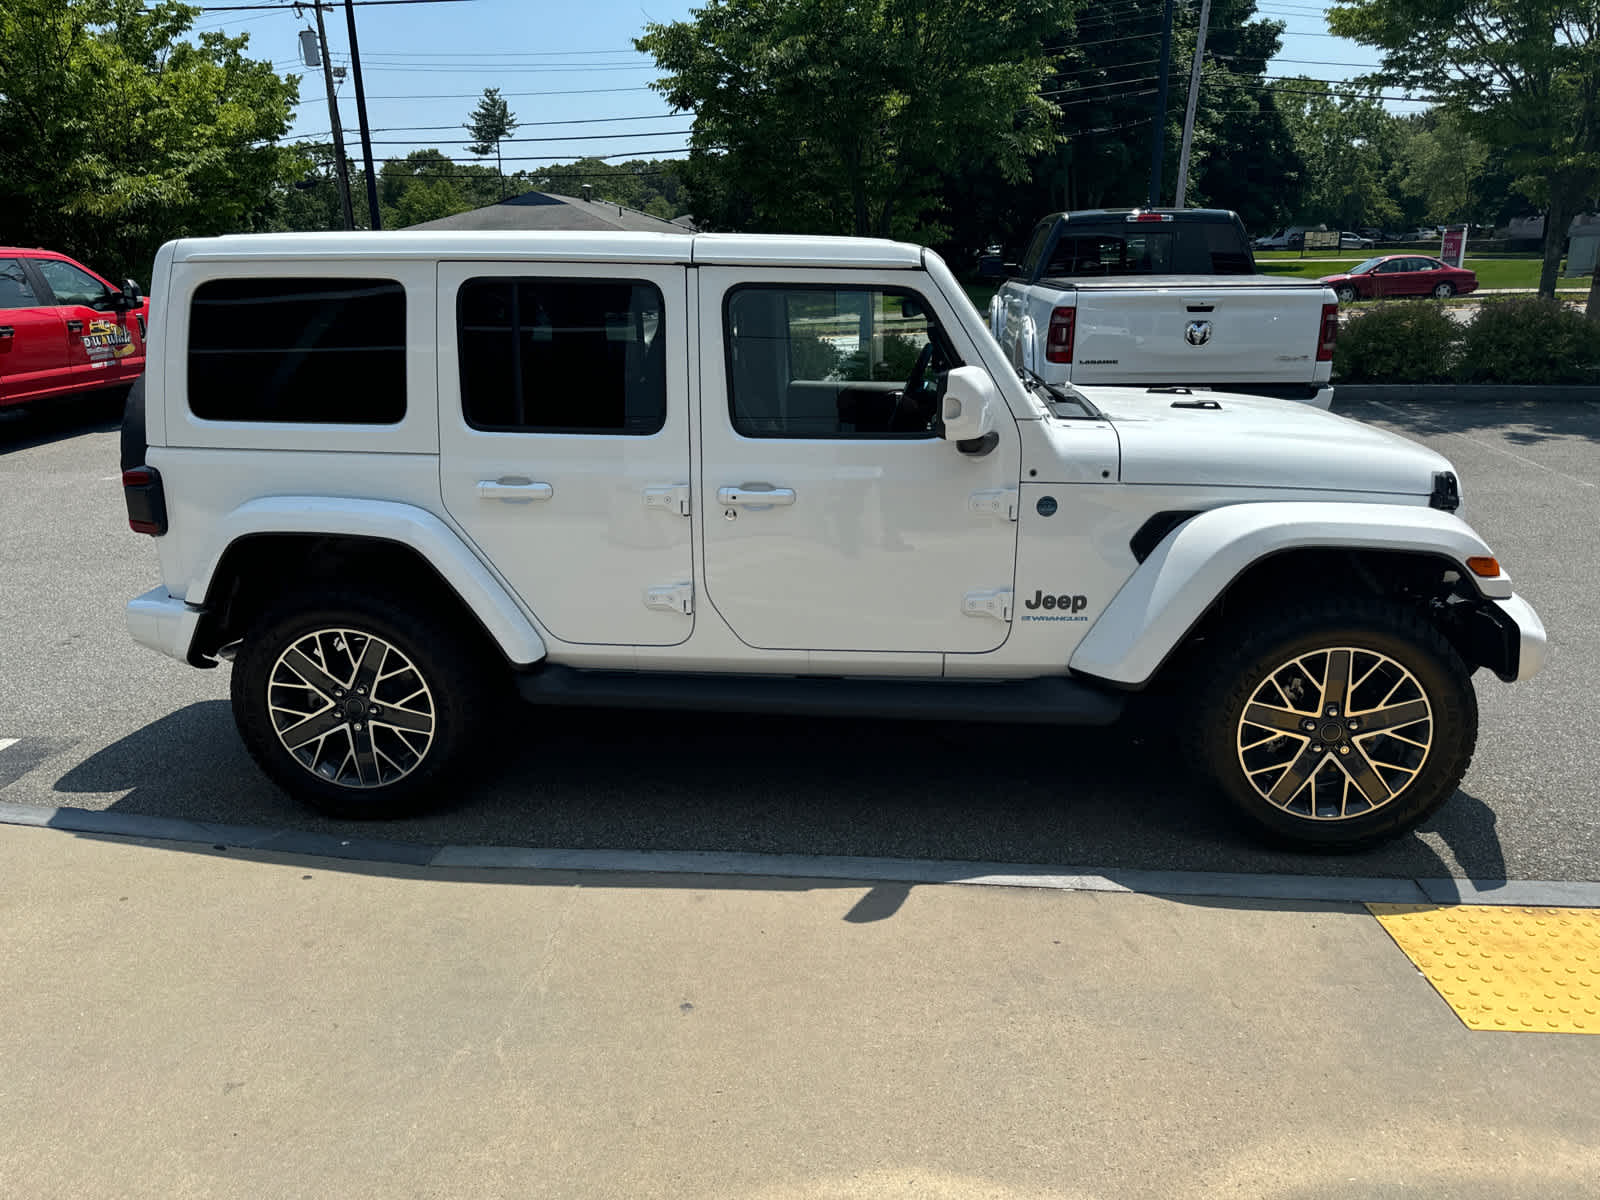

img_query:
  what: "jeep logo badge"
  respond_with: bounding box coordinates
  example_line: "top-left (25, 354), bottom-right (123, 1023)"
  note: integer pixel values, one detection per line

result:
top-left (1184, 320), bottom-right (1212, 346)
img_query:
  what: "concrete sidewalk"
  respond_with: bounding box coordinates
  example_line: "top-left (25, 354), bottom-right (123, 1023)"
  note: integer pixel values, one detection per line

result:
top-left (1, 822), bottom-right (1597, 1199)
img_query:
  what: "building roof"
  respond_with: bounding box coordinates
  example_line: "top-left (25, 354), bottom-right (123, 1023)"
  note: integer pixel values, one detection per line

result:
top-left (405, 190), bottom-right (694, 235)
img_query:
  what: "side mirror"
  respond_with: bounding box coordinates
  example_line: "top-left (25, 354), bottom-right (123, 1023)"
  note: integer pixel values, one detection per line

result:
top-left (977, 255), bottom-right (1017, 280)
top-left (121, 278), bottom-right (143, 301)
top-left (940, 365), bottom-right (1001, 454)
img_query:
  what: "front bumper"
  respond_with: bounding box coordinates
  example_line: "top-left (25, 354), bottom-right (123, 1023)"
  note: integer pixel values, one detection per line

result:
top-left (1492, 592), bottom-right (1547, 682)
top-left (127, 585), bottom-right (204, 664)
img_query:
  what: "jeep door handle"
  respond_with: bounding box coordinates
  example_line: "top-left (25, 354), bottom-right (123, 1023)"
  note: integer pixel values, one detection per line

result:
top-left (717, 487), bottom-right (796, 508)
top-left (477, 479), bottom-right (553, 503)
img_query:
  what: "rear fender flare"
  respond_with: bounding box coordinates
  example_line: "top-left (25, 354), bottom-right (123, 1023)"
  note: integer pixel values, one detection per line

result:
top-left (1068, 501), bottom-right (1509, 687)
top-left (190, 496), bottom-right (547, 665)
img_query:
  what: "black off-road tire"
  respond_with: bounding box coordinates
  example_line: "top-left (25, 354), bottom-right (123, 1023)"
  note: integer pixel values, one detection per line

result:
top-left (230, 588), bottom-right (494, 819)
top-left (1184, 596), bottom-right (1477, 851)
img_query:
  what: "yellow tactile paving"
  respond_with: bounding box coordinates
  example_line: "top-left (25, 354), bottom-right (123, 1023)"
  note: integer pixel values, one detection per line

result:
top-left (1369, 904), bottom-right (1600, 1034)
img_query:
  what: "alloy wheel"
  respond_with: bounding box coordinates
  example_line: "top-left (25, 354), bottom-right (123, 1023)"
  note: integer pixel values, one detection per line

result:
top-left (1235, 647), bottom-right (1432, 821)
top-left (267, 627), bottom-right (436, 789)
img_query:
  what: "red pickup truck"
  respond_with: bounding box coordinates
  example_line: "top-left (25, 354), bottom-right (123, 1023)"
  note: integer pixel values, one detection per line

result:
top-left (1, 248), bottom-right (148, 408)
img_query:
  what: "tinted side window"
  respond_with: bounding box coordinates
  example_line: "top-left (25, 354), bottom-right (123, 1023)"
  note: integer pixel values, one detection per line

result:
top-left (1020, 220), bottom-right (1055, 279)
top-left (725, 285), bottom-right (958, 438)
top-left (0, 259), bottom-right (38, 309)
top-left (35, 258), bottom-right (112, 307)
top-left (1202, 222), bottom-right (1255, 273)
top-left (188, 278), bottom-right (405, 423)
top-left (458, 278), bottom-right (665, 434)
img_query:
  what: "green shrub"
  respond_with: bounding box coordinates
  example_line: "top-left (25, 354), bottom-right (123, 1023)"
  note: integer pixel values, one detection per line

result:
top-left (1457, 298), bottom-right (1600, 384)
top-left (1332, 302), bottom-right (1461, 383)
top-left (789, 331), bottom-right (842, 380)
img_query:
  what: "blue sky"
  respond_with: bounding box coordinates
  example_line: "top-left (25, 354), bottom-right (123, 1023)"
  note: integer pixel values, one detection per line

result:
top-left (186, 0), bottom-right (1408, 168)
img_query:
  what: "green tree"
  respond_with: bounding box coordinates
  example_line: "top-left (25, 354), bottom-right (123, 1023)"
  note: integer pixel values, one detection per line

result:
top-left (1393, 112), bottom-right (1491, 226)
top-left (1327, 0), bottom-right (1600, 304)
top-left (1270, 78), bottom-right (1403, 230)
top-left (0, 0), bottom-right (300, 283)
top-left (465, 87), bottom-right (519, 199)
top-left (637, 0), bottom-right (1075, 240)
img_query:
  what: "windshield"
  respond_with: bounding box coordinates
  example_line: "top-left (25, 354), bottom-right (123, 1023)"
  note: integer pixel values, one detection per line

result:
top-left (1349, 258), bottom-right (1384, 275)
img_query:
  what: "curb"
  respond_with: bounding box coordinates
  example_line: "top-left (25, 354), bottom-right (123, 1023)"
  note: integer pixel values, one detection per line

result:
top-left (4, 800), bottom-right (1598, 909)
top-left (1335, 384), bottom-right (1599, 403)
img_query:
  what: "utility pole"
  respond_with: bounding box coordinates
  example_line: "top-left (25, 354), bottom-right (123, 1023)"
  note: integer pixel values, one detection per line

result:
top-left (343, 0), bottom-right (382, 229)
top-left (1173, 0), bottom-right (1213, 209)
top-left (1146, 0), bottom-right (1178, 208)
top-left (304, 6), bottom-right (354, 229)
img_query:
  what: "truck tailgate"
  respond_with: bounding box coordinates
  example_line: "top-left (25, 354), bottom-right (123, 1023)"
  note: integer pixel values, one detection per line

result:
top-left (1065, 277), bottom-right (1329, 387)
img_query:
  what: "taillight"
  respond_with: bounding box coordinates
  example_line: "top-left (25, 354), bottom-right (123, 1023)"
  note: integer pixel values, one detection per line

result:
top-left (1045, 306), bottom-right (1076, 363)
top-left (1316, 302), bottom-right (1339, 361)
top-left (1126, 211), bottom-right (1174, 223)
top-left (122, 465), bottom-right (168, 536)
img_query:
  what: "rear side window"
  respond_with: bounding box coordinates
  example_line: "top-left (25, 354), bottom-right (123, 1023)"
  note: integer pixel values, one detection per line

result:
top-left (0, 259), bottom-right (37, 309)
top-left (456, 277), bottom-right (665, 434)
top-left (1042, 221), bottom-right (1255, 277)
top-left (188, 278), bottom-right (406, 423)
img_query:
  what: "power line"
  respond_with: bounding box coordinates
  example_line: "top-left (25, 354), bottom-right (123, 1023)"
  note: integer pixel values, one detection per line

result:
top-left (183, 0), bottom-right (480, 9)
top-left (359, 127), bottom-right (694, 145)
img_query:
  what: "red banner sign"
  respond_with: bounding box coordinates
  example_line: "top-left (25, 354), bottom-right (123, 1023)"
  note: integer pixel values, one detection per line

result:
top-left (1440, 226), bottom-right (1467, 268)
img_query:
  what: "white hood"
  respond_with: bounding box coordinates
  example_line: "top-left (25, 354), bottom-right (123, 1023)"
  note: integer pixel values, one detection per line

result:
top-left (1082, 387), bottom-right (1454, 496)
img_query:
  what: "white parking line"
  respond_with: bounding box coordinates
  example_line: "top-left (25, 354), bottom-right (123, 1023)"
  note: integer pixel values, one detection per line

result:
top-left (0, 738), bottom-right (18, 754)
top-left (1364, 399), bottom-right (1598, 489)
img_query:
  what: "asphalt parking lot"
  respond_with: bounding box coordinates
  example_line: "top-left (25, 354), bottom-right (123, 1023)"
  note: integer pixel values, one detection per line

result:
top-left (1, 391), bottom-right (1596, 882)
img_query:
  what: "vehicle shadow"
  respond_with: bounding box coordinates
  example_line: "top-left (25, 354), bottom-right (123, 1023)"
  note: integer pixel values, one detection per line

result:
top-left (0, 389), bottom-right (126, 456)
top-left (1337, 396), bottom-right (1600, 447)
top-left (46, 700), bottom-right (1508, 907)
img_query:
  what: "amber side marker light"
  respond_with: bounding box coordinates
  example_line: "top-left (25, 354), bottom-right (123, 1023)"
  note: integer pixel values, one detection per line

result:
top-left (1466, 556), bottom-right (1501, 578)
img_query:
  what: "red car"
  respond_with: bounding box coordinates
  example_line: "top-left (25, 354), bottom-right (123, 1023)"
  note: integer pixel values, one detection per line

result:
top-left (0, 248), bottom-right (148, 408)
top-left (1321, 254), bottom-right (1478, 303)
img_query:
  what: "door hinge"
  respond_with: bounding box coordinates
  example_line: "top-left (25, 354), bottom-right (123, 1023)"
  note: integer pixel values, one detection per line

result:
top-left (969, 489), bottom-right (1019, 521)
top-left (963, 588), bottom-right (1013, 622)
top-left (643, 484), bottom-right (692, 516)
top-left (644, 581), bottom-right (694, 616)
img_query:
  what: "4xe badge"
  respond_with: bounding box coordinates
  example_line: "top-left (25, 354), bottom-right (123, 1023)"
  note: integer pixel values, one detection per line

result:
top-left (1021, 589), bottom-right (1090, 622)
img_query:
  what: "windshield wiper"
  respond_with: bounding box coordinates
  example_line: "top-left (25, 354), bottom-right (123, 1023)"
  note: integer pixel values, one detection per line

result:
top-left (1018, 366), bottom-right (1103, 420)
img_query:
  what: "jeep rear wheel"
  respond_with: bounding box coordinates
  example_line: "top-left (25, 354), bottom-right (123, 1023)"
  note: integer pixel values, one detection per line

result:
top-left (231, 590), bottom-right (490, 818)
top-left (1187, 598), bottom-right (1477, 849)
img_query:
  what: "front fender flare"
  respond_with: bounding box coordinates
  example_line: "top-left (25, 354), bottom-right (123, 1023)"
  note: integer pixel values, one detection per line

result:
top-left (189, 496), bottom-right (547, 666)
top-left (1068, 501), bottom-right (1510, 687)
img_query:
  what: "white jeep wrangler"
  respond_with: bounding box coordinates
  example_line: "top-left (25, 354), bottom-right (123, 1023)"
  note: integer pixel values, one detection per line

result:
top-left (122, 231), bottom-right (1546, 849)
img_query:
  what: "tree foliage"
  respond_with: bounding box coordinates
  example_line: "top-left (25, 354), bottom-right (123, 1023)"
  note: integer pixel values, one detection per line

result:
top-left (464, 87), bottom-right (518, 195)
top-left (636, 0), bottom-right (1076, 240)
top-left (1271, 78), bottom-right (1403, 228)
top-left (897, 0), bottom-right (1300, 264)
top-left (0, 0), bottom-right (300, 283)
top-left (1327, 0), bottom-right (1600, 298)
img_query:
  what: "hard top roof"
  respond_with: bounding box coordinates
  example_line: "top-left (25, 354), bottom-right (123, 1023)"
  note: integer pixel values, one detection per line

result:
top-left (164, 230), bottom-right (925, 270)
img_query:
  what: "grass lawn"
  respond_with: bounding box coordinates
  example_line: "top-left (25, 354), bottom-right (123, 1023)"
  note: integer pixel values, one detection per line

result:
top-left (1257, 256), bottom-right (1567, 290)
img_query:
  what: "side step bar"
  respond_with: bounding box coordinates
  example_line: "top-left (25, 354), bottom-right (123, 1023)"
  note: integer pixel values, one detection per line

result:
top-left (515, 665), bottom-right (1125, 726)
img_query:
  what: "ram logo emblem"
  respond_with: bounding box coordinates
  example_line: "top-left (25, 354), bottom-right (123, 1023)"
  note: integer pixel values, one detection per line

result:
top-left (1184, 320), bottom-right (1213, 347)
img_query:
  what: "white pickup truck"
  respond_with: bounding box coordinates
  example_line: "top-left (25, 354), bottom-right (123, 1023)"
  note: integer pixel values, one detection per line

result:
top-left (988, 209), bottom-right (1339, 408)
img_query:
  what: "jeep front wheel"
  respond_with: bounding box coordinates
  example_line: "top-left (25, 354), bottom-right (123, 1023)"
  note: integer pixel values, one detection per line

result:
top-left (1188, 599), bottom-right (1477, 849)
top-left (231, 591), bottom-right (489, 818)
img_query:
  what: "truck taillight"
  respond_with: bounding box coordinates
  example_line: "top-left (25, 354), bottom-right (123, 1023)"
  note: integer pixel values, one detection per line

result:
top-left (1045, 306), bottom-right (1076, 363)
top-left (1317, 303), bottom-right (1339, 361)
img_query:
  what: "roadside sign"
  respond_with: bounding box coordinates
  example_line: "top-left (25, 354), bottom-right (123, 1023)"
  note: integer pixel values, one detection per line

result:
top-left (1302, 230), bottom-right (1340, 256)
top-left (1440, 226), bottom-right (1467, 268)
